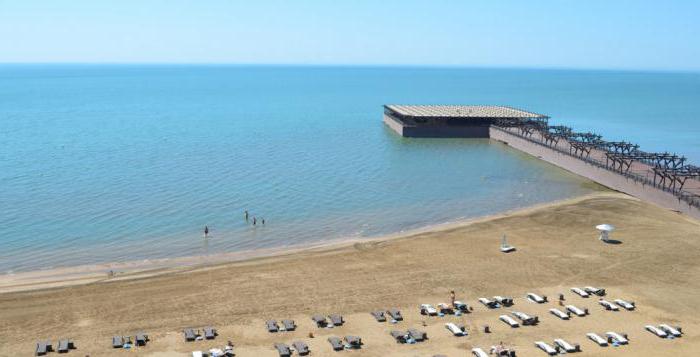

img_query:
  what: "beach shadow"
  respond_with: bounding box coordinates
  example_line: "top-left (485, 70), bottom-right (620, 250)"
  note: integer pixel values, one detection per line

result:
top-left (603, 239), bottom-right (623, 245)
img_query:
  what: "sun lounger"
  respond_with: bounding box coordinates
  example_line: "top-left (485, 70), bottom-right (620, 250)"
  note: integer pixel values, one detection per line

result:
top-left (599, 299), bottom-right (619, 311)
top-left (204, 326), bottom-right (217, 339)
top-left (135, 332), bottom-right (149, 346)
top-left (659, 324), bottom-right (682, 337)
top-left (526, 293), bottom-right (547, 304)
top-left (266, 320), bottom-right (279, 332)
top-left (614, 299), bottom-right (635, 311)
top-left (328, 336), bottom-right (344, 350)
top-left (454, 301), bottom-right (470, 312)
top-left (584, 286), bottom-right (606, 296)
top-left (292, 341), bottom-right (310, 355)
top-left (437, 303), bottom-right (454, 314)
top-left (445, 322), bottom-right (466, 336)
top-left (344, 336), bottom-right (362, 348)
top-left (36, 340), bottom-right (52, 355)
top-left (388, 308), bottom-right (403, 321)
top-left (534, 341), bottom-right (557, 355)
top-left (57, 339), bottom-right (74, 353)
top-left (184, 329), bottom-right (197, 342)
top-left (112, 335), bottom-right (125, 348)
top-left (645, 325), bottom-right (668, 338)
top-left (549, 308), bottom-right (570, 320)
top-left (192, 351), bottom-right (203, 357)
top-left (479, 297), bottom-right (499, 308)
top-left (420, 304), bottom-right (438, 315)
top-left (606, 331), bottom-right (628, 345)
top-left (391, 330), bottom-right (408, 343)
top-left (586, 332), bottom-right (608, 346)
top-left (471, 347), bottom-right (489, 357)
top-left (312, 315), bottom-right (328, 327)
top-left (554, 338), bottom-right (578, 352)
top-left (493, 296), bottom-right (514, 307)
top-left (408, 328), bottom-right (427, 341)
top-left (511, 311), bottom-right (538, 325)
top-left (371, 310), bottom-right (386, 322)
top-left (499, 315), bottom-right (519, 328)
top-left (282, 319), bottom-right (296, 331)
top-left (329, 314), bottom-right (344, 326)
top-left (274, 343), bottom-right (291, 357)
top-left (571, 287), bottom-right (589, 298)
top-left (565, 305), bottom-right (586, 317)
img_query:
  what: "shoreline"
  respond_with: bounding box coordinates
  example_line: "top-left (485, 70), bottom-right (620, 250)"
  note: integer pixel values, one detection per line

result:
top-left (0, 191), bottom-right (623, 294)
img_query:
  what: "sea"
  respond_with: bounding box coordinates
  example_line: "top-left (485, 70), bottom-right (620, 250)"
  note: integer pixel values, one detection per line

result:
top-left (1, 65), bottom-right (699, 273)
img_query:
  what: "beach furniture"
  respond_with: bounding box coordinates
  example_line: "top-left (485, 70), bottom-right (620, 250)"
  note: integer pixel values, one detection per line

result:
top-left (549, 308), bottom-right (570, 320)
top-left (499, 315), bottom-right (519, 328)
top-left (614, 299), bottom-right (635, 311)
top-left (500, 234), bottom-right (516, 253)
top-left (534, 341), bottom-right (557, 355)
top-left (479, 297), bottom-right (499, 309)
top-left (445, 322), bottom-right (466, 336)
top-left (554, 338), bottom-right (579, 353)
top-left (183, 329), bottom-right (197, 342)
top-left (292, 341), bottom-right (310, 355)
top-left (192, 352), bottom-right (203, 357)
top-left (454, 301), bottom-right (470, 312)
top-left (408, 328), bottom-right (427, 341)
top-left (57, 339), bottom-right (74, 353)
top-left (526, 293), bottom-right (547, 304)
top-left (344, 335), bottom-right (362, 348)
top-left (387, 308), bottom-right (403, 321)
top-left (274, 343), bottom-right (291, 357)
top-left (282, 319), bottom-right (296, 331)
top-left (511, 311), bottom-right (538, 325)
top-left (586, 333), bottom-right (608, 346)
top-left (645, 325), bottom-right (668, 338)
top-left (112, 335), bottom-right (125, 348)
top-left (36, 340), bottom-right (52, 356)
top-left (329, 313), bottom-right (344, 326)
top-left (584, 286), bottom-right (606, 296)
top-left (599, 299), bottom-right (619, 311)
top-left (328, 336), bottom-right (344, 351)
top-left (391, 330), bottom-right (408, 343)
top-left (493, 296), bottom-right (514, 307)
top-left (571, 287), bottom-right (589, 298)
top-left (266, 320), bottom-right (279, 333)
top-left (606, 331), bottom-right (628, 345)
top-left (208, 348), bottom-right (225, 356)
top-left (471, 347), bottom-right (489, 357)
top-left (420, 304), bottom-right (438, 315)
top-left (437, 303), bottom-right (454, 314)
top-left (565, 304), bottom-right (586, 317)
top-left (204, 326), bottom-right (217, 340)
top-left (371, 310), bottom-right (386, 322)
top-left (312, 315), bottom-right (328, 327)
top-left (659, 324), bottom-right (682, 337)
top-left (135, 332), bottom-right (149, 346)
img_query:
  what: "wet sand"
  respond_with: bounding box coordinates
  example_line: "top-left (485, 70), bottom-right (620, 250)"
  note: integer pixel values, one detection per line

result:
top-left (1, 192), bottom-right (699, 356)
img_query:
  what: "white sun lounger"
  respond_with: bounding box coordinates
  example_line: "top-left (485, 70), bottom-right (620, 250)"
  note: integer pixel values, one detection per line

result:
top-left (494, 296), bottom-right (514, 306)
top-left (658, 324), bottom-right (682, 337)
top-left (445, 322), bottom-right (466, 336)
top-left (614, 299), bottom-right (635, 311)
top-left (645, 325), bottom-right (668, 338)
top-left (471, 347), bottom-right (489, 357)
top-left (606, 332), bottom-right (628, 345)
top-left (534, 341), bottom-right (557, 355)
top-left (599, 299), bottom-right (619, 311)
top-left (499, 315), bottom-right (519, 328)
top-left (549, 308), bottom-right (570, 320)
top-left (587, 333), bottom-right (608, 346)
top-left (554, 338), bottom-right (577, 352)
top-left (479, 297), bottom-right (499, 308)
top-left (584, 286), bottom-right (606, 296)
top-left (527, 293), bottom-right (547, 303)
top-left (566, 305), bottom-right (586, 317)
top-left (420, 304), bottom-right (438, 316)
top-left (571, 287), bottom-right (589, 297)
top-left (192, 352), bottom-right (203, 357)
top-left (511, 311), bottom-right (538, 325)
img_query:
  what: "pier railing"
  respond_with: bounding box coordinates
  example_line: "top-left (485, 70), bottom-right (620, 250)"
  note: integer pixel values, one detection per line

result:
top-left (490, 125), bottom-right (700, 210)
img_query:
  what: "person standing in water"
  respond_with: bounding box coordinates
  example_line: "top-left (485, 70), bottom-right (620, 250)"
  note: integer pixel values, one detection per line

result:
top-left (261, 218), bottom-right (265, 225)
top-left (252, 217), bottom-right (256, 226)
top-left (204, 225), bottom-right (209, 238)
top-left (244, 210), bottom-right (249, 222)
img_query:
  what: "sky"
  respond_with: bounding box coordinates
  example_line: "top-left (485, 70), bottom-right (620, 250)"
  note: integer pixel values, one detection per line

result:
top-left (1, 0), bottom-right (699, 71)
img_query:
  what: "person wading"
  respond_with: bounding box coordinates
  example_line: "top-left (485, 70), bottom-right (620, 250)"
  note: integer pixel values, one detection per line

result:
top-left (204, 225), bottom-right (209, 238)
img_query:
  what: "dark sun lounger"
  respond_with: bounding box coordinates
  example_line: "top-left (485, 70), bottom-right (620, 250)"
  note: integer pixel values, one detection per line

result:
top-left (204, 326), bottom-right (217, 339)
top-left (344, 335), bottom-right (362, 348)
top-left (36, 341), bottom-right (52, 356)
top-left (274, 343), bottom-right (291, 357)
top-left (282, 319), bottom-right (296, 331)
top-left (387, 308), bottom-right (403, 321)
top-left (312, 315), bottom-right (328, 327)
top-left (183, 328), bottom-right (197, 342)
top-left (391, 330), bottom-right (408, 343)
top-left (112, 336), bottom-right (124, 348)
top-left (57, 339), bottom-right (74, 353)
top-left (329, 314), bottom-right (344, 326)
top-left (328, 336), bottom-right (344, 351)
top-left (135, 332), bottom-right (149, 346)
top-left (371, 310), bottom-right (386, 322)
top-left (408, 328), bottom-right (427, 341)
top-left (292, 341), bottom-right (310, 355)
top-left (267, 320), bottom-right (279, 332)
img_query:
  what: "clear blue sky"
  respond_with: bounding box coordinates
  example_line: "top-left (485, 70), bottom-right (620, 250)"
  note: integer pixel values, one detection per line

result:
top-left (1, 0), bottom-right (699, 71)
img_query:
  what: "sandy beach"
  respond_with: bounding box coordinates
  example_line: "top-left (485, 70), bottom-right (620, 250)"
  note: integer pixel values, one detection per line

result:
top-left (1, 191), bottom-right (699, 356)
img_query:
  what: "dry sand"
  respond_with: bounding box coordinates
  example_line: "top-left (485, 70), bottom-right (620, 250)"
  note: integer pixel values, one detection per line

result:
top-left (1, 192), bottom-right (699, 356)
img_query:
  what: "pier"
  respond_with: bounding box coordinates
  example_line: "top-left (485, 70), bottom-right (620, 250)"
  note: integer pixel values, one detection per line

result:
top-left (384, 105), bottom-right (700, 220)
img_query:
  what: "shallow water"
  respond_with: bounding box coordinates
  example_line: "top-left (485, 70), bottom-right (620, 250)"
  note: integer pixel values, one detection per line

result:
top-left (1, 65), bottom-right (697, 272)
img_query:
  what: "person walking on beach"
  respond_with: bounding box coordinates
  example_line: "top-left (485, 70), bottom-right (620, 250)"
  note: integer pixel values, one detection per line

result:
top-left (204, 225), bottom-right (209, 238)
top-left (244, 210), bottom-right (249, 222)
top-left (450, 290), bottom-right (456, 307)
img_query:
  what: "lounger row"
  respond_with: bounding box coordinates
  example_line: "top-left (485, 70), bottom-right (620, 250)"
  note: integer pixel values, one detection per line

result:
top-left (535, 339), bottom-right (581, 355)
top-left (36, 339), bottom-right (75, 355)
top-left (328, 336), bottom-right (362, 350)
top-left (390, 328), bottom-right (427, 343)
top-left (274, 341), bottom-right (309, 356)
top-left (571, 286), bottom-right (606, 298)
top-left (587, 331), bottom-right (628, 346)
top-left (419, 301), bottom-right (471, 316)
top-left (599, 298), bottom-right (635, 311)
top-left (312, 314), bottom-right (344, 327)
top-left (499, 311), bottom-right (539, 328)
top-left (479, 296), bottom-right (514, 309)
top-left (184, 327), bottom-right (217, 342)
top-left (371, 308), bottom-right (402, 322)
top-left (112, 333), bottom-right (149, 348)
top-left (472, 346), bottom-right (516, 357)
top-left (646, 324), bottom-right (683, 338)
top-left (266, 319), bottom-right (296, 332)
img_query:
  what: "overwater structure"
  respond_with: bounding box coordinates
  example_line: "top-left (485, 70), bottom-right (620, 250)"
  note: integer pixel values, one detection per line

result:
top-left (383, 105), bottom-right (700, 220)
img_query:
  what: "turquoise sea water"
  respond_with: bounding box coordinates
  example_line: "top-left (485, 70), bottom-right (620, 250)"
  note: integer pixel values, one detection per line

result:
top-left (1, 65), bottom-right (698, 273)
